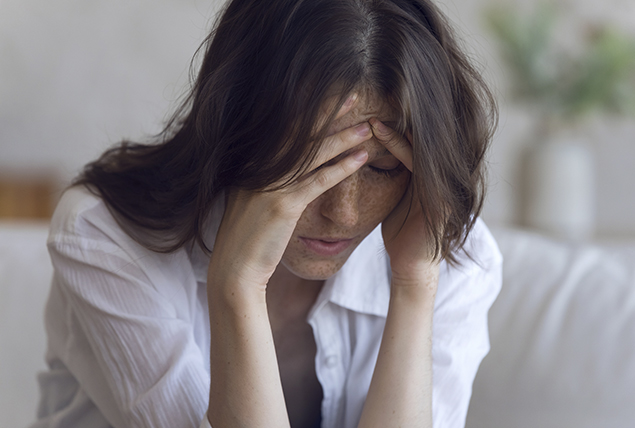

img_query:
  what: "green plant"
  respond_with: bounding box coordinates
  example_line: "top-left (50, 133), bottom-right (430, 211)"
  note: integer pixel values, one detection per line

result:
top-left (486, 2), bottom-right (635, 125)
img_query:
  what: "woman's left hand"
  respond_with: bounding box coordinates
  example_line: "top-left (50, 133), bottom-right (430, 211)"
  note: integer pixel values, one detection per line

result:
top-left (369, 118), bottom-right (440, 288)
top-left (359, 119), bottom-right (439, 428)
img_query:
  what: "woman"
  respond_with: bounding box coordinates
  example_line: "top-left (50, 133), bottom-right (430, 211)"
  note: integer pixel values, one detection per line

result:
top-left (33, 0), bottom-right (501, 427)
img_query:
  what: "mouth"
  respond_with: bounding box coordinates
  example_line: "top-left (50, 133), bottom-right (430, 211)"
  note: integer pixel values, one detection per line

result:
top-left (299, 237), bottom-right (354, 256)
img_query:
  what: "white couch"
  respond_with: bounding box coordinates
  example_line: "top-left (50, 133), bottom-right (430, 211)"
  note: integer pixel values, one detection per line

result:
top-left (0, 222), bottom-right (51, 428)
top-left (466, 227), bottom-right (635, 428)
top-left (1, 222), bottom-right (634, 427)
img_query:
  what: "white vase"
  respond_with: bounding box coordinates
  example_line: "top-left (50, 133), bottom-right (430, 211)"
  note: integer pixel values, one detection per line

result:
top-left (524, 134), bottom-right (595, 240)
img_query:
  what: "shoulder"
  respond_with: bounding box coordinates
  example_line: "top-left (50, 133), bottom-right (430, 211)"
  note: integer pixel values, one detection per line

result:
top-left (430, 219), bottom-right (503, 428)
top-left (456, 218), bottom-right (503, 273)
top-left (47, 185), bottom-right (190, 282)
top-left (47, 185), bottom-right (150, 281)
top-left (48, 185), bottom-right (125, 246)
top-left (47, 187), bottom-right (199, 318)
top-left (435, 218), bottom-right (503, 317)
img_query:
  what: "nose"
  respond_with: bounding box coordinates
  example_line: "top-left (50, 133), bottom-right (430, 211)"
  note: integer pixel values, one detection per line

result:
top-left (318, 174), bottom-right (360, 228)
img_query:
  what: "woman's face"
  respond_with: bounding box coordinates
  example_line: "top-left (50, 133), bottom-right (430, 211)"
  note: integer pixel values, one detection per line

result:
top-left (280, 91), bottom-right (411, 280)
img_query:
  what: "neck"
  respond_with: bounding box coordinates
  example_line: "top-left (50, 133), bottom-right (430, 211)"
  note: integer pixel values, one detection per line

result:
top-left (266, 264), bottom-right (324, 332)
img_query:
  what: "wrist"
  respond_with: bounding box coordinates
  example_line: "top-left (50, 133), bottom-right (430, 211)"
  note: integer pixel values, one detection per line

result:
top-left (208, 249), bottom-right (271, 288)
top-left (208, 278), bottom-right (268, 310)
top-left (207, 260), bottom-right (269, 313)
top-left (390, 262), bottom-right (439, 288)
top-left (390, 267), bottom-right (439, 307)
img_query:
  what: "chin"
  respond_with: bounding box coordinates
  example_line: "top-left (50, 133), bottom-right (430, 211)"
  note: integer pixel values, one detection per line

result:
top-left (280, 257), bottom-right (347, 281)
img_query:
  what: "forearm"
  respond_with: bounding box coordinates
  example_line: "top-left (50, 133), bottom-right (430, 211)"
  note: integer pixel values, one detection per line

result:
top-left (207, 273), bottom-right (290, 428)
top-left (358, 279), bottom-right (436, 428)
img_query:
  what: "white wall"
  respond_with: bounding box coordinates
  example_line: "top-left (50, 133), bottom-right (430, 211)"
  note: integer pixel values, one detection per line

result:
top-left (1, 0), bottom-right (634, 237)
top-left (440, 0), bottom-right (635, 238)
top-left (0, 0), bottom-right (218, 177)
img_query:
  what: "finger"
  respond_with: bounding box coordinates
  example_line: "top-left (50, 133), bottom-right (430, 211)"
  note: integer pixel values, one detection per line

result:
top-left (318, 93), bottom-right (358, 133)
top-left (334, 93), bottom-right (358, 120)
top-left (308, 121), bottom-right (373, 171)
top-left (298, 148), bottom-right (368, 203)
top-left (369, 118), bottom-right (414, 172)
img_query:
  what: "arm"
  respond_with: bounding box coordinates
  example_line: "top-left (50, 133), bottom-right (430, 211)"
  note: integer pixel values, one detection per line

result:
top-left (362, 228), bottom-right (502, 428)
top-left (205, 96), bottom-right (373, 427)
top-left (359, 278), bottom-right (436, 428)
top-left (359, 119), bottom-right (441, 428)
top-left (207, 263), bottom-right (288, 428)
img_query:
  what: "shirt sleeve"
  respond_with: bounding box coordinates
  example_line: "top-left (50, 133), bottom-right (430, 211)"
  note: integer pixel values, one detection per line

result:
top-left (48, 226), bottom-right (210, 428)
top-left (431, 219), bottom-right (503, 428)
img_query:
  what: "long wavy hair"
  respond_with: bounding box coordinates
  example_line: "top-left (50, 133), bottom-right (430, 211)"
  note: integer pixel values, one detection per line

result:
top-left (75, 0), bottom-right (497, 264)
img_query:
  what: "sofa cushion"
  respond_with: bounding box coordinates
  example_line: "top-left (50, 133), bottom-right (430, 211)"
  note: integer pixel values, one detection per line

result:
top-left (466, 227), bottom-right (635, 428)
top-left (0, 222), bottom-right (52, 428)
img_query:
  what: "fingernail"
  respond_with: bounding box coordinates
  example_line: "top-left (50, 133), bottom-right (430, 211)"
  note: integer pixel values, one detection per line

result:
top-left (352, 149), bottom-right (368, 162)
top-left (355, 122), bottom-right (370, 136)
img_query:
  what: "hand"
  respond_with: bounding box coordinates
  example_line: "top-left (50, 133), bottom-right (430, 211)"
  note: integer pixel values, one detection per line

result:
top-left (209, 97), bottom-right (372, 292)
top-left (369, 118), bottom-right (440, 288)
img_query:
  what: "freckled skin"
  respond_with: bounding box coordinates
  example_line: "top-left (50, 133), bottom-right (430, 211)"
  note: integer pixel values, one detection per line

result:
top-left (280, 91), bottom-right (411, 280)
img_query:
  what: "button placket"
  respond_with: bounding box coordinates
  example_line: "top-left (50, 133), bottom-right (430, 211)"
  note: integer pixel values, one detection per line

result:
top-left (310, 303), bottom-right (349, 428)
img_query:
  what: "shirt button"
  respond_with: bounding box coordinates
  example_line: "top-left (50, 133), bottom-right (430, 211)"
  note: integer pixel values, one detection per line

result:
top-left (325, 355), bottom-right (338, 368)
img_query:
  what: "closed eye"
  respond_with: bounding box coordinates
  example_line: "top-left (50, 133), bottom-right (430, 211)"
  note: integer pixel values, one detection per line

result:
top-left (367, 156), bottom-right (405, 177)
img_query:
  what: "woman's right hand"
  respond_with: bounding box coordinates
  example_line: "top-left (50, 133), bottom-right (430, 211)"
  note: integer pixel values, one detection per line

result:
top-left (207, 96), bottom-right (372, 293)
top-left (206, 96), bottom-right (371, 427)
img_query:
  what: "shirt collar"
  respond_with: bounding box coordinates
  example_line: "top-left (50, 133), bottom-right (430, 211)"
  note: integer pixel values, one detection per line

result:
top-left (311, 225), bottom-right (391, 319)
top-left (190, 197), bottom-right (392, 319)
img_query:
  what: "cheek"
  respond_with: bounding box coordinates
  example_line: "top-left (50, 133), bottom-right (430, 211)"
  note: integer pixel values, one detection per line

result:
top-left (358, 170), bottom-right (411, 224)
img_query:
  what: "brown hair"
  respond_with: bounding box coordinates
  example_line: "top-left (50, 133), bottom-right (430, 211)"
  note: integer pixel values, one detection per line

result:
top-left (75, 0), bottom-right (497, 264)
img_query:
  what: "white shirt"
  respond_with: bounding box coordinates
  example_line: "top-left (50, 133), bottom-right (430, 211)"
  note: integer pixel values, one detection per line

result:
top-left (32, 186), bottom-right (502, 428)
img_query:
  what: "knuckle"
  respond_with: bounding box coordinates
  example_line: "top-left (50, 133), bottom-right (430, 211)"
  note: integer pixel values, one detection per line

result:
top-left (314, 169), bottom-right (332, 189)
top-left (270, 196), bottom-right (303, 219)
top-left (379, 126), bottom-right (393, 138)
top-left (386, 129), bottom-right (401, 141)
top-left (384, 135), bottom-right (400, 147)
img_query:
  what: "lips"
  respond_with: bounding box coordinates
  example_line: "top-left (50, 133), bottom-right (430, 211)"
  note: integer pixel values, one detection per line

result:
top-left (299, 237), bottom-right (354, 256)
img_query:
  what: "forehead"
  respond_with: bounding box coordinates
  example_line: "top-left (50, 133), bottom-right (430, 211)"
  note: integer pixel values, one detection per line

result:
top-left (325, 89), bottom-right (400, 159)
top-left (329, 89), bottom-right (398, 134)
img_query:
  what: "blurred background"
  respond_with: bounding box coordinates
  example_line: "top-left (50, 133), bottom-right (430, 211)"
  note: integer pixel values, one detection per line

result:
top-left (1, 0), bottom-right (635, 240)
top-left (2, 1), bottom-right (635, 427)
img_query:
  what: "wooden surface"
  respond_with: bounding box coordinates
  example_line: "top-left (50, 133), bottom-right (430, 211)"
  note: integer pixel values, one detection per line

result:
top-left (0, 176), bottom-right (59, 219)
